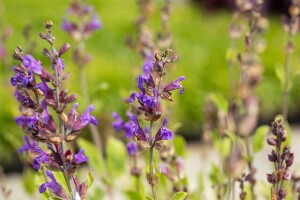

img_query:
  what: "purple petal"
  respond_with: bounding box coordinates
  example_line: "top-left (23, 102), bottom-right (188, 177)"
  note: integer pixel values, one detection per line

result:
top-left (126, 141), bottom-right (137, 156)
top-left (80, 105), bottom-right (98, 126)
top-left (23, 55), bottom-right (42, 75)
top-left (73, 149), bottom-right (89, 164)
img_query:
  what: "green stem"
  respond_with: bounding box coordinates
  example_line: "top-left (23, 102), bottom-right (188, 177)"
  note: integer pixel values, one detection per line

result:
top-left (149, 121), bottom-right (157, 200)
top-left (283, 51), bottom-right (291, 121)
top-left (51, 42), bottom-right (76, 199)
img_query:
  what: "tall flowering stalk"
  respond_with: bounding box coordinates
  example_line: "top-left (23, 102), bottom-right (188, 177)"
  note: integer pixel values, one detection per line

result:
top-left (62, 0), bottom-right (103, 154)
top-left (116, 49), bottom-right (184, 199)
top-left (267, 118), bottom-right (294, 199)
top-left (280, 0), bottom-right (300, 121)
top-left (131, 50), bottom-right (183, 199)
top-left (11, 21), bottom-right (97, 199)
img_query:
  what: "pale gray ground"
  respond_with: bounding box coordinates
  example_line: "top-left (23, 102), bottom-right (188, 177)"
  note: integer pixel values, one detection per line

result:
top-left (4, 126), bottom-right (300, 200)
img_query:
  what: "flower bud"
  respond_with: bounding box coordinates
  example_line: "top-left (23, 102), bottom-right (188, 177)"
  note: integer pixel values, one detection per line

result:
top-left (59, 43), bottom-right (71, 56)
top-left (267, 137), bottom-right (277, 146)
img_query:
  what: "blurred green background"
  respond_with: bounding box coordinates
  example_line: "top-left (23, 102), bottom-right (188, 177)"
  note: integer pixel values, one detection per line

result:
top-left (1, 0), bottom-right (300, 168)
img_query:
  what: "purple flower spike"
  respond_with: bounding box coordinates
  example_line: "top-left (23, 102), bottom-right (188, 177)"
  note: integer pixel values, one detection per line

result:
top-left (80, 105), bottom-right (98, 126)
top-left (22, 55), bottom-right (43, 75)
top-left (154, 118), bottom-right (173, 142)
top-left (163, 76), bottom-right (185, 94)
top-left (126, 141), bottom-right (137, 156)
top-left (18, 136), bottom-right (38, 155)
top-left (112, 112), bottom-right (124, 132)
top-left (73, 149), bottom-right (88, 164)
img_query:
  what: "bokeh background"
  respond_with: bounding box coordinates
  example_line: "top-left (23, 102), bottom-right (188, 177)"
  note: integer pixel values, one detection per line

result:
top-left (1, 0), bottom-right (300, 174)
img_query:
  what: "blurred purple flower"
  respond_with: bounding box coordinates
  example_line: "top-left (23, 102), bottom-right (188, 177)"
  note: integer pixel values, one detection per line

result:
top-left (85, 14), bottom-right (102, 33)
top-left (126, 140), bottom-right (138, 156)
top-left (112, 112), bottom-right (124, 132)
top-left (73, 149), bottom-right (88, 164)
top-left (18, 136), bottom-right (38, 154)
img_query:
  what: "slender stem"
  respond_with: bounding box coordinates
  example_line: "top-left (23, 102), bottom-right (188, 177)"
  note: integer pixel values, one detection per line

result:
top-left (51, 42), bottom-right (76, 199)
top-left (149, 121), bottom-right (157, 200)
top-left (79, 69), bottom-right (103, 154)
top-left (244, 136), bottom-right (256, 200)
top-left (283, 50), bottom-right (291, 121)
top-left (132, 154), bottom-right (140, 192)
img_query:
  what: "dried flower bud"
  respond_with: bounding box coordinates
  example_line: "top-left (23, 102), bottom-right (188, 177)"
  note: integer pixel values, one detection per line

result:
top-left (45, 21), bottom-right (53, 29)
top-left (43, 48), bottom-right (52, 59)
top-left (155, 53), bottom-right (161, 61)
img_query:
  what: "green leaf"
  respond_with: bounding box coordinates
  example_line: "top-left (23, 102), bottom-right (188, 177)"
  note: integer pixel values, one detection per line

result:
top-left (209, 93), bottom-right (228, 113)
top-left (106, 137), bottom-right (127, 177)
top-left (170, 192), bottom-right (188, 200)
top-left (145, 196), bottom-right (154, 200)
top-left (87, 171), bottom-right (94, 189)
top-left (77, 138), bottom-right (103, 176)
top-left (52, 171), bottom-right (71, 197)
top-left (252, 125), bottom-right (269, 154)
top-left (125, 190), bottom-right (143, 200)
top-left (173, 135), bottom-right (186, 157)
top-left (88, 186), bottom-right (105, 200)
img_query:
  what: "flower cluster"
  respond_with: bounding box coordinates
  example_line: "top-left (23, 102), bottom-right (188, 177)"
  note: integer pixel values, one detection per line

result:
top-left (267, 118), bottom-right (294, 199)
top-left (62, 0), bottom-right (102, 42)
top-left (112, 49), bottom-right (184, 199)
top-left (12, 21), bottom-right (97, 199)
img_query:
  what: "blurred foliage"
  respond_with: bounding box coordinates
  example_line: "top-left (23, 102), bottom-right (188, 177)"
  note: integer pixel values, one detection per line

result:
top-left (1, 0), bottom-right (300, 166)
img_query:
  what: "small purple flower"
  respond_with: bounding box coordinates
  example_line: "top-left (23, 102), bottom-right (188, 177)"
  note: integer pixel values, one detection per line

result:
top-left (11, 70), bottom-right (35, 87)
top-left (18, 136), bottom-right (38, 155)
top-left (33, 146), bottom-right (51, 170)
top-left (112, 112), bottom-right (124, 132)
top-left (61, 18), bottom-right (73, 34)
top-left (163, 76), bottom-right (185, 94)
top-left (130, 115), bottom-right (147, 142)
top-left (80, 105), bottom-right (98, 126)
top-left (40, 101), bottom-right (50, 124)
top-left (39, 170), bottom-right (67, 199)
top-left (22, 55), bottom-right (43, 75)
top-left (68, 103), bottom-right (98, 133)
top-left (126, 141), bottom-right (138, 156)
top-left (73, 149), bottom-right (88, 164)
top-left (85, 14), bottom-right (102, 33)
top-left (138, 73), bottom-right (155, 95)
top-left (154, 118), bottom-right (172, 142)
top-left (142, 55), bottom-right (153, 74)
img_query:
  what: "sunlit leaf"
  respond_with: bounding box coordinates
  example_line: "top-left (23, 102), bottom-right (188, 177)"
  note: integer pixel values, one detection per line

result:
top-left (253, 125), bottom-right (269, 154)
top-left (173, 135), bottom-right (186, 157)
top-left (171, 192), bottom-right (188, 200)
top-left (106, 137), bottom-right (127, 177)
top-left (125, 190), bottom-right (143, 200)
top-left (77, 138), bottom-right (103, 176)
